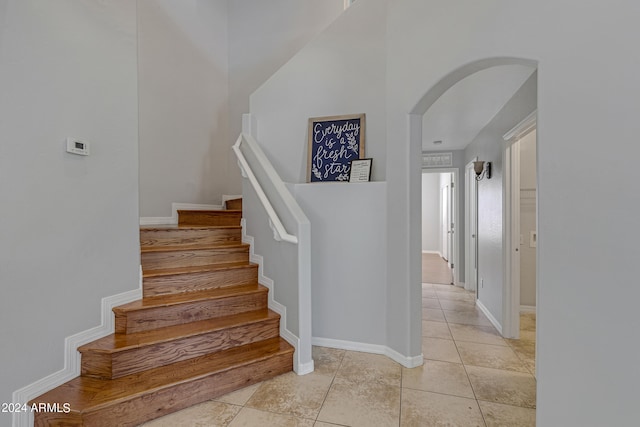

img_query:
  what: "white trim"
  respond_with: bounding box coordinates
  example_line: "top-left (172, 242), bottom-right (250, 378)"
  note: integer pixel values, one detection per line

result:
top-left (464, 158), bottom-right (478, 292)
top-left (140, 203), bottom-right (223, 226)
top-left (139, 216), bottom-right (174, 226)
top-left (234, 134), bottom-right (298, 244)
top-left (240, 219), bottom-right (313, 375)
top-left (222, 194), bottom-right (243, 208)
top-left (503, 110), bottom-right (537, 142)
top-left (520, 305), bottom-right (537, 313)
top-left (476, 299), bottom-right (503, 335)
top-left (502, 140), bottom-right (521, 339)
top-left (12, 273), bottom-right (143, 427)
top-left (421, 250), bottom-right (442, 256)
top-left (311, 337), bottom-right (423, 368)
top-left (455, 281), bottom-right (465, 289)
top-left (502, 113), bottom-right (537, 340)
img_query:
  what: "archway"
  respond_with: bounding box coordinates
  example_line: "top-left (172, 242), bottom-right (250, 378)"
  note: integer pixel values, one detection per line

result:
top-left (409, 57), bottom-right (538, 343)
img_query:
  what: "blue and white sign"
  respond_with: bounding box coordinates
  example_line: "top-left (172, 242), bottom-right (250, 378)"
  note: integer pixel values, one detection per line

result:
top-left (307, 114), bottom-right (366, 182)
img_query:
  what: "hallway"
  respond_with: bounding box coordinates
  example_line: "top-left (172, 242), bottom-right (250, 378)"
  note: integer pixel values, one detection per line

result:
top-left (142, 283), bottom-right (536, 426)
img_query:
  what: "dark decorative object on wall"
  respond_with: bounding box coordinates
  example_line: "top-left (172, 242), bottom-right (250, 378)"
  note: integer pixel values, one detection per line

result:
top-left (307, 114), bottom-right (365, 182)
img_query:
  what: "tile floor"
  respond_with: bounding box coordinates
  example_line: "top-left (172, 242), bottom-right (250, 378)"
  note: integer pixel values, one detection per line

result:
top-left (142, 283), bottom-right (536, 426)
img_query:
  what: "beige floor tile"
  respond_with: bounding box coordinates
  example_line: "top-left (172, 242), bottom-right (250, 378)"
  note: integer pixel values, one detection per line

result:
top-left (432, 284), bottom-right (465, 292)
top-left (438, 298), bottom-right (477, 312)
top-left (522, 357), bottom-right (536, 377)
top-left (435, 291), bottom-right (476, 302)
top-left (456, 341), bottom-right (529, 372)
top-left (422, 337), bottom-right (462, 363)
top-left (507, 339), bottom-right (536, 360)
top-left (246, 371), bottom-right (333, 419)
top-left (520, 313), bottom-right (536, 332)
top-left (422, 297), bottom-right (441, 309)
top-left (448, 323), bottom-right (507, 346)
top-left (402, 359), bottom-right (474, 398)
top-left (228, 407), bottom-right (314, 427)
top-left (466, 365), bottom-right (537, 408)
top-left (312, 346), bottom-right (345, 377)
top-left (421, 288), bottom-right (438, 298)
top-left (215, 382), bottom-right (261, 406)
top-left (443, 309), bottom-right (494, 327)
top-left (478, 401), bottom-right (536, 427)
top-left (422, 308), bottom-right (446, 322)
top-left (336, 351), bottom-right (401, 387)
top-left (422, 320), bottom-right (452, 339)
top-left (142, 400), bottom-right (241, 427)
top-left (317, 377), bottom-right (400, 427)
top-left (400, 388), bottom-right (484, 427)
top-left (518, 330), bottom-right (537, 341)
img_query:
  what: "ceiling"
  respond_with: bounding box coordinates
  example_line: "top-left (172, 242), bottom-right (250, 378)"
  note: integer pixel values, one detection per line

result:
top-left (421, 65), bottom-right (535, 152)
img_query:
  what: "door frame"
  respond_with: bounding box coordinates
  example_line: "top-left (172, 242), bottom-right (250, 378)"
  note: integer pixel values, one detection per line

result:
top-left (502, 110), bottom-right (537, 338)
top-left (464, 158), bottom-right (478, 293)
top-left (421, 168), bottom-right (460, 286)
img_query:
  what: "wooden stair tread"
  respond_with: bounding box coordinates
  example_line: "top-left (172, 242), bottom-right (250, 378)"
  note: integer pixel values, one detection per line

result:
top-left (31, 337), bottom-right (293, 413)
top-left (79, 309), bottom-right (278, 353)
top-left (114, 284), bottom-right (267, 312)
top-left (140, 242), bottom-right (248, 253)
top-left (85, 310), bottom-right (272, 353)
top-left (177, 209), bottom-right (242, 214)
top-left (143, 261), bottom-right (255, 278)
top-left (141, 225), bottom-right (241, 231)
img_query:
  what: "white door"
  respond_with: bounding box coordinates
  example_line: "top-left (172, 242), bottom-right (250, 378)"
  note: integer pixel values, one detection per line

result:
top-left (465, 161), bottom-right (478, 292)
top-left (441, 185), bottom-right (449, 261)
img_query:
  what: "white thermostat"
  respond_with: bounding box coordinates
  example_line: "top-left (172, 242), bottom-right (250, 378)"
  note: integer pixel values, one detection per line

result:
top-left (66, 138), bottom-right (90, 156)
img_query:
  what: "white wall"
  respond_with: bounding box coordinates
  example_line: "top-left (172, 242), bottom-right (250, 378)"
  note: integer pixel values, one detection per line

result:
top-left (421, 173), bottom-right (440, 252)
top-left (252, 0), bottom-right (640, 423)
top-left (386, 1), bottom-right (640, 424)
top-left (227, 0), bottom-right (344, 193)
top-left (463, 73), bottom-right (537, 327)
top-left (519, 129), bottom-right (536, 307)
top-left (138, 0), bottom-right (229, 217)
top-left (292, 182), bottom-right (387, 346)
top-left (0, 0), bottom-right (139, 420)
top-left (250, 0), bottom-right (387, 184)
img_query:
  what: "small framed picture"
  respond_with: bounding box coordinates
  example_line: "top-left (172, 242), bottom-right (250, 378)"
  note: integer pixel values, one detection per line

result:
top-left (349, 158), bottom-right (373, 183)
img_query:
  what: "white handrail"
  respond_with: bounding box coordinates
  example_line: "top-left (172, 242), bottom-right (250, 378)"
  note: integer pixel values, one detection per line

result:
top-left (233, 134), bottom-right (298, 244)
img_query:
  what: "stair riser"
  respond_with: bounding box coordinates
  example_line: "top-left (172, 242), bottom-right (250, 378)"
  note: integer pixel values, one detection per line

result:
top-left (115, 291), bottom-right (267, 334)
top-left (82, 317), bottom-right (280, 379)
top-left (178, 211), bottom-right (242, 227)
top-left (34, 349), bottom-right (293, 427)
top-left (225, 199), bottom-right (242, 210)
top-left (141, 246), bottom-right (249, 270)
top-left (143, 265), bottom-right (258, 297)
top-left (140, 227), bottom-right (241, 248)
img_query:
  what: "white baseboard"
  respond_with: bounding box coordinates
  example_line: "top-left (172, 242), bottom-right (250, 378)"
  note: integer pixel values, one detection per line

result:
top-left (240, 219), bottom-right (309, 375)
top-left (455, 281), bottom-right (465, 288)
top-left (140, 202), bottom-right (224, 226)
top-left (520, 305), bottom-right (536, 313)
top-left (312, 337), bottom-right (423, 369)
top-left (421, 250), bottom-right (442, 257)
top-left (476, 299), bottom-right (503, 335)
top-left (12, 269), bottom-right (143, 427)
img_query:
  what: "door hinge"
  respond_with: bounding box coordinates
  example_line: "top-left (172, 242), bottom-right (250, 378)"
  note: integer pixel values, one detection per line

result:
top-left (451, 182), bottom-right (454, 188)
top-left (451, 263), bottom-right (454, 268)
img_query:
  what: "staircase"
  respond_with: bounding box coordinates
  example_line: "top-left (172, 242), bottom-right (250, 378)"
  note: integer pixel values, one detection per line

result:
top-left (31, 199), bottom-right (294, 426)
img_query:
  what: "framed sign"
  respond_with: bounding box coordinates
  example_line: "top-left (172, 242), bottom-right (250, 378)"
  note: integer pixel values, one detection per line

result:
top-left (307, 114), bottom-right (365, 182)
top-left (349, 158), bottom-right (372, 182)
